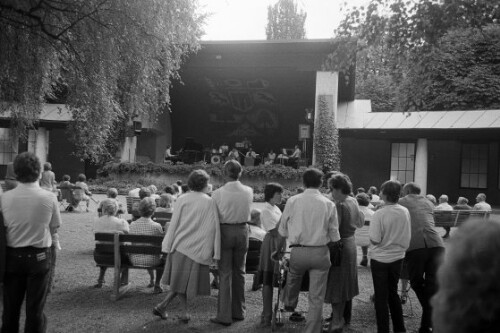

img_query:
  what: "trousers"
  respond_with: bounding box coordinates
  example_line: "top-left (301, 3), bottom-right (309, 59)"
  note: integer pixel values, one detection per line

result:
top-left (216, 224), bottom-right (249, 323)
top-left (2, 246), bottom-right (52, 333)
top-left (287, 246), bottom-right (330, 333)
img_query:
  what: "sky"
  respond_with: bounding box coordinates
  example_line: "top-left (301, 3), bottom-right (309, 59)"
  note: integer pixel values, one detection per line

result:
top-left (198, 0), bottom-right (369, 41)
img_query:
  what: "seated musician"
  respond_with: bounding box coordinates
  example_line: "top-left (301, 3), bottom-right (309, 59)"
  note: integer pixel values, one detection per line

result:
top-left (289, 145), bottom-right (302, 168)
top-left (164, 145), bottom-right (179, 163)
top-left (277, 148), bottom-right (289, 164)
top-left (227, 147), bottom-right (240, 160)
top-left (246, 147), bottom-right (258, 158)
top-left (266, 150), bottom-right (276, 165)
top-left (219, 143), bottom-right (229, 157)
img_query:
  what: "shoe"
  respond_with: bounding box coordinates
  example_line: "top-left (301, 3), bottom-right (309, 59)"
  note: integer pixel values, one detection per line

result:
top-left (152, 306), bottom-right (168, 320)
top-left (232, 317), bottom-right (244, 322)
top-left (94, 282), bottom-right (103, 288)
top-left (360, 257), bottom-right (368, 267)
top-left (289, 312), bottom-right (305, 322)
top-left (210, 318), bottom-right (231, 326)
top-left (153, 286), bottom-right (163, 294)
top-left (147, 282), bottom-right (155, 288)
top-left (178, 314), bottom-right (191, 324)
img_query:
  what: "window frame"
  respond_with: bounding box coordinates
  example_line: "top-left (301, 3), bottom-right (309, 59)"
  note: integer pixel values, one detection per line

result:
top-left (459, 143), bottom-right (489, 189)
top-left (389, 141), bottom-right (416, 184)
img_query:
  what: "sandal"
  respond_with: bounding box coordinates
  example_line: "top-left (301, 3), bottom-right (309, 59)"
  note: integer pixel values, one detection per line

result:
top-left (153, 306), bottom-right (168, 320)
top-left (153, 286), bottom-right (163, 294)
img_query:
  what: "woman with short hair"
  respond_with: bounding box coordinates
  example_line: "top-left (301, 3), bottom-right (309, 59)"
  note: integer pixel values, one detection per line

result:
top-left (325, 172), bottom-right (365, 331)
top-left (153, 169), bottom-right (220, 322)
top-left (129, 197), bottom-right (165, 293)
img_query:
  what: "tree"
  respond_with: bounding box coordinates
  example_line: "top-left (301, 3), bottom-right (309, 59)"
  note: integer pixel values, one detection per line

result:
top-left (336, 0), bottom-right (500, 111)
top-left (266, 0), bottom-right (306, 40)
top-left (0, 0), bottom-right (205, 161)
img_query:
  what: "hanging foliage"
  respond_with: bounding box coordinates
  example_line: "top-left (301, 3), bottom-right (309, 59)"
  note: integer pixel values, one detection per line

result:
top-left (313, 95), bottom-right (340, 172)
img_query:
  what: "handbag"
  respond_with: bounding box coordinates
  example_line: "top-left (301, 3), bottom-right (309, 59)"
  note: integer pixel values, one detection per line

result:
top-left (329, 240), bottom-right (343, 267)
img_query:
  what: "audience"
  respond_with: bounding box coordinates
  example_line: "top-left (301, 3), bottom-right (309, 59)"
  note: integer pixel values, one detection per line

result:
top-left (473, 193), bottom-right (492, 211)
top-left (368, 186), bottom-right (380, 203)
top-left (93, 199), bottom-right (130, 288)
top-left (400, 182), bottom-right (444, 333)
top-left (432, 217), bottom-right (500, 333)
top-left (435, 194), bottom-right (453, 239)
top-left (129, 198), bottom-right (165, 294)
top-left (369, 180), bottom-right (411, 333)
top-left (97, 188), bottom-right (125, 216)
top-left (454, 196), bottom-right (472, 210)
top-left (154, 169), bottom-right (220, 323)
top-left (155, 194), bottom-right (174, 213)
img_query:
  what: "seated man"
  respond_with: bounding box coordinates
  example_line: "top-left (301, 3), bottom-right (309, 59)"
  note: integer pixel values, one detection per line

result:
top-left (266, 149), bottom-right (276, 165)
top-left (164, 145), bottom-right (179, 164)
top-left (474, 193), bottom-right (492, 211)
top-left (435, 194), bottom-right (453, 239)
top-left (288, 145), bottom-right (302, 168)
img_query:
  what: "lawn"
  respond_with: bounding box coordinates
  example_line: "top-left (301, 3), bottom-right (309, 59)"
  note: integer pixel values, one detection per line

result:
top-left (1, 194), bottom-right (426, 333)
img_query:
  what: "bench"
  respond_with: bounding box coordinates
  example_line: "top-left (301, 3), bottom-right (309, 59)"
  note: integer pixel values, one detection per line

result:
top-left (126, 196), bottom-right (161, 218)
top-left (152, 211), bottom-right (172, 229)
top-left (434, 210), bottom-right (490, 228)
top-left (94, 233), bottom-right (164, 301)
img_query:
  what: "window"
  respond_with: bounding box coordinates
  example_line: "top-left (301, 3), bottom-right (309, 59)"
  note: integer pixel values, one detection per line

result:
top-left (461, 144), bottom-right (488, 188)
top-left (0, 128), bottom-right (18, 165)
top-left (390, 143), bottom-right (415, 184)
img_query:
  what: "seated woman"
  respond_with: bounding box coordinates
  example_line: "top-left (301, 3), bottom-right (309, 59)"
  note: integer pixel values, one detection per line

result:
top-left (156, 194), bottom-right (174, 214)
top-left (97, 188), bottom-right (125, 217)
top-left (59, 175), bottom-right (79, 211)
top-left (74, 173), bottom-right (92, 212)
top-left (129, 197), bottom-right (165, 294)
top-left (153, 169), bottom-right (220, 322)
top-left (93, 199), bottom-right (130, 288)
top-left (148, 185), bottom-right (161, 201)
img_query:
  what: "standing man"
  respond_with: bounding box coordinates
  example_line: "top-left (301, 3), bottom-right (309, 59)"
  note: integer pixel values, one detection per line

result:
top-left (1, 152), bottom-right (62, 333)
top-left (399, 182), bottom-right (444, 333)
top-left (210, 160), bottom-right (253, 326)
top-left (278, 168), bottom-right (340, 333)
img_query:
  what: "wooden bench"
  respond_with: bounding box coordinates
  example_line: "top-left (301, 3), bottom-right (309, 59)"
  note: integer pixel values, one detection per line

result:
top-left (94, 233), bottom-right (164, 301)
top-left (152, 211), bottom-right (172, 229)
top-left (125, 196), bottom-right (141, 215)
top-left (434, 210), bottom-right (490, 228)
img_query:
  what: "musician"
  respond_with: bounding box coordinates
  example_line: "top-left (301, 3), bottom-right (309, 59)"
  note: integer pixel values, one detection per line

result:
top-left (164, 145), bottom-right (179, 164)
top-left (227, 148), bottom-right (240, 161)
top-left (289, 145), bottom-right (302, 168)
top-left (277, 148), bottom-right (289, 165)
top-left (219, 143), bottom-right (229, 157)
top-left (245, 148), bottom-right (257, 158)
top-left (266, 150), bottom-right (276, 165)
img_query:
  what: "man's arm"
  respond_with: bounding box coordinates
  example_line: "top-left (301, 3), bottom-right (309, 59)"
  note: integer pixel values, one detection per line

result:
top-left (327, 204), bottom-right (341, 243)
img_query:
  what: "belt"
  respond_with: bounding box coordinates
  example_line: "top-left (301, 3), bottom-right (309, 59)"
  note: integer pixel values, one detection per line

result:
top-left (289, 244), bottom-right (326, 248)
top-left (220, 222), bottom-right (248, 226)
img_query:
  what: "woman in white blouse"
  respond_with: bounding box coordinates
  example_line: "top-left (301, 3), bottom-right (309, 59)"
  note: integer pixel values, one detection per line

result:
top-left (256, 183), bottom-right (284, 327)
top-left (153, 169), bottom-right (221, 323)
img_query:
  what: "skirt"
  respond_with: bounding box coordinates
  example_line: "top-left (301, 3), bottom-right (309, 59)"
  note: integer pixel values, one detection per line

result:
top-left (325, 236), bottom-right (359, 303)
top-left (355, 226), bottom-right (370, 247)
top-left (257, 232), bottom-right (279, 287)
top-left (160, 251), bottom-right (210, 298)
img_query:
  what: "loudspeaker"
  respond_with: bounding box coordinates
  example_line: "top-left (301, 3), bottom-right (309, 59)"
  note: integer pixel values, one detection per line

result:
top-left (133, 121), bottom-right (142, 135)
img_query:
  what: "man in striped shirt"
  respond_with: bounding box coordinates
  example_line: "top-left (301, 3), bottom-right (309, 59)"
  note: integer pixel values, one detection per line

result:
top-left (210, 160), bottom-right (253, 326)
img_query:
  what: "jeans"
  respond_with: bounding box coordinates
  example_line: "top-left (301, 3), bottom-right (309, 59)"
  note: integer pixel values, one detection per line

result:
top-left (216, 224), bottom-right (249, 323)
top-left (405, 247), bottom-right (444, 332)
top-left (2, 246), bottom-right (52, 333)
top-left (371, 259), bottom-right (406, 333)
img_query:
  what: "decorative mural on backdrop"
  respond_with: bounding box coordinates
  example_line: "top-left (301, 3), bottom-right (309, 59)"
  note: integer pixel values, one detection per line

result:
top-left (205, 77), bottom-right (279, 140)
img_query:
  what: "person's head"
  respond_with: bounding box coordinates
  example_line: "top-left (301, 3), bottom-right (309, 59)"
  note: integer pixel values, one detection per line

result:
top-left (476, 193), bottom-right (486, 203)
top-left (264, 183), bottom-right (283, 205)
top-left (294, 145), bottom-right (299, 149)
top-left (356, 187), bottom-right (366, 194)
top-left (296, 187), bottom-right (304, 194)
top-left (432, 217), bottom-right (500, 333)
top-left (14, 152), bottom-right (41, 183)
top-left (101, 198), bottom-right (118, 216)
top-left (403, 182), bottom-right (421, 195)
top-left (457, 197), bottom-right (469, 205)
top-left (77, 173), bottom-right (86, 182)
top-left (356, 193), bottom-right (371, 207)
top-left (250, 209), bottom-right (262, 228)
top-left (139, 187), bottom-right (151, 199)
top-left (176, 180), bottom-right (183, 186)
top-left (181, 184), bottom-right (189, 193)
top-left (171, 184), bottom-right (180, 194)
top-left (159, 193), bottom-right (174, 208)
top-left (163, 185), bottom-right (175, 195)
top-left (248, 147), bottom-right (253, 151)
top-left (368, 186), bottom-right (378, 195)
top-left (147, 184), bottom-right (157, 194)
top-left (138, 197), bottom-right (156, 218)
top-left (302, 168), bottom-right (323, 189)
top-left (426, 194), bottom-right (437, 205)
top-left (328, 173), bottom-right (353, 200)
top-left (224, 160), bottom-right (242, 180)
top-left (187, 169), bottom-right (210, 192)
top-left (323, 171), bottom-right (338, 188)
top-left (439, 195), bottom-right (449, 204)
top-left (269, 149), bottom-right (274, 154)
top-left (43, 162), bottom-right (52, 171)
top-left (107, 188), bottom-right (118, 199)
top-left (380, 180), bottom-right (402, 203)
top-left (62, 174), bottom-right (70, 181)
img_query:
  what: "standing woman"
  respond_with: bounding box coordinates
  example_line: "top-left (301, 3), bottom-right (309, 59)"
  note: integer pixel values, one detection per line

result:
top-left (256, 183), bottom-right (283, 327)
top-left (325, 173), bottom-right (364, 332)
top-left (153, 169), bottom-right (220, 322)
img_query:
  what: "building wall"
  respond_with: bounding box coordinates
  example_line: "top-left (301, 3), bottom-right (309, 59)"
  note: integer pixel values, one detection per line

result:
top-left (340, 137), bottom-right (391, 190)
top-left (48, 128), bottom-right (85, 182)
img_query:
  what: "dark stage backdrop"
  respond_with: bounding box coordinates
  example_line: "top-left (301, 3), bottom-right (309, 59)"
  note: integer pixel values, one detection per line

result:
top-left (170, 67), bottom-right (316, 157)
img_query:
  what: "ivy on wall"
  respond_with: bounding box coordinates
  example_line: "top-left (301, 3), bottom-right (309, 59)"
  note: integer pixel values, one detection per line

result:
top-left (313, 94), bottom-right (340, 172)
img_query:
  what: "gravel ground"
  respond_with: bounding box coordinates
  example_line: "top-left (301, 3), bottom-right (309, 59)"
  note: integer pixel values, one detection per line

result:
top-left (1, 194), bottom-right (427, 333)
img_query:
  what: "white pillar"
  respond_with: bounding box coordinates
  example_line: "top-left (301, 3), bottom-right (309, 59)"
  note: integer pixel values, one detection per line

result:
top-left (313, 71), bottom-right (338, 165)
top-left (414, 138), bottom-right (428, 195)
top-left (31, 128), bottom-right (48, 165)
